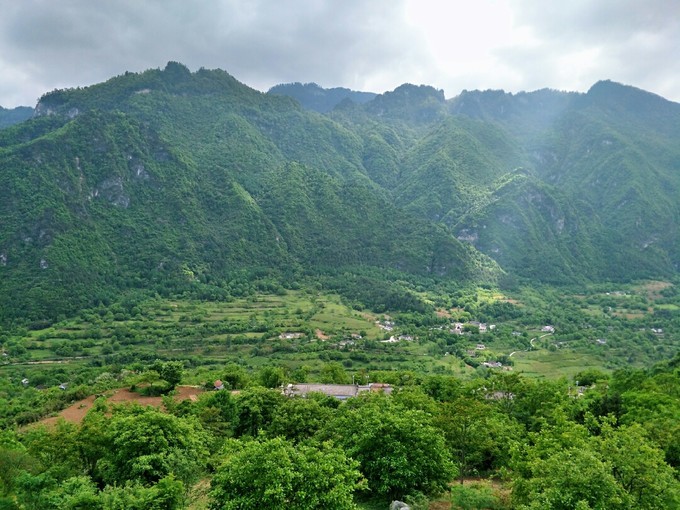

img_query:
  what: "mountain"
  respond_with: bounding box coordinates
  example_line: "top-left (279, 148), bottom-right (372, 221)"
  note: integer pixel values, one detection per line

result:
top-left (331, 81), bottom-right (680, 283)
top-left (268, 82), bottom-right (376, 113)
top-left (0, 105), bottom-right (33, 129)
top-left (0, 62), bottom-right (496, 324)
top-left (1, 63), bottom-right (679, 324)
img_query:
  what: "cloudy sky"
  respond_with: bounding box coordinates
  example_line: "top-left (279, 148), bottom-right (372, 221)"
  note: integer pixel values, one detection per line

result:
top-left (1, 0), bottom-right (678, 107)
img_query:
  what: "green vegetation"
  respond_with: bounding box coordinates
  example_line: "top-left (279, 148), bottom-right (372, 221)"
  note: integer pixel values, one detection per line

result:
top-left (1, 65), bottom-right (680, 508)
top-left (0, 281), bottom-right (677, 507)
top-left (0, 342), bottom-right (678, 508)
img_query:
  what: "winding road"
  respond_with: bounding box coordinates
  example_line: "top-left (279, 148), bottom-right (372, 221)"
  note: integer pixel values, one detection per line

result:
top-left (509, 332), bottom-right (553, 357)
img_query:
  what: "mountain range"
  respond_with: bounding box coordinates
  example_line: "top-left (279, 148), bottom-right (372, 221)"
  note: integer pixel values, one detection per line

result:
top-left (1, 62), bottom-right (678, 323)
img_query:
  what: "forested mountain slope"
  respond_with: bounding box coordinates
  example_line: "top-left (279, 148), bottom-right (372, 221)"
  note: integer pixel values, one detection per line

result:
top-left (324, 80), bottom-right (680, 283)
top-left (2, 62), bottom-right (680, 323)
top-left (0, 63), bottom-right (496, 324)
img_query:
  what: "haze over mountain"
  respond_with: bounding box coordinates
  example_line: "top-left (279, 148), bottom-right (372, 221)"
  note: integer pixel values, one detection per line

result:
top-left (268, 82), bottom-right (376, 113)
top-left (0, 105), bottom-right (33, 129)
top-left (1, 62), bottom-right (679, 323)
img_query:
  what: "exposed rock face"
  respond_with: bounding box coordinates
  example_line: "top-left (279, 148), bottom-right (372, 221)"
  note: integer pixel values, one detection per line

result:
top-left (92, 177), bottom-right (130, 208)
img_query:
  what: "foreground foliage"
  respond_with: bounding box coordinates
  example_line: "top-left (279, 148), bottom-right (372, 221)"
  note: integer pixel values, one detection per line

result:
top-left (209, 438), bottom-right (363, 510)
top-left (0, 351), bottom-right (678, 508)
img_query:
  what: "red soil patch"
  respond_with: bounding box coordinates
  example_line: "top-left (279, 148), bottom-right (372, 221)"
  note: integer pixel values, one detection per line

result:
top-left (39, 386), bottom-right (204, 426)
top-left (436, 309), bottom-right (452, 318)
top-left (315, 329), bottom-right (331, 340)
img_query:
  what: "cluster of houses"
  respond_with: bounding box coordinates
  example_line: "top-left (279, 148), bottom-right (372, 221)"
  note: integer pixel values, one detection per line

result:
top-left (19, 378), bottom-right (68, 390)
top-left (432, 321), bottom-right (497, 334)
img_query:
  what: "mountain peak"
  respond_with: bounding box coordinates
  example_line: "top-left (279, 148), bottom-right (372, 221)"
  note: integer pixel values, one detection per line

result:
top-left (34, 62), bottom-right (253, 117)
top-left (267, 82), bottom-right (376, 113)
top-left (585, 79), bottom-right (677, 111)
top-left (364, 83), bottom-right (446, 123)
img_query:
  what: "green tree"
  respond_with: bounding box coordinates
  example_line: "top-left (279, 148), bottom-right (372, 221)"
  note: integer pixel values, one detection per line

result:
top-left (41, 475), bottom-right (100, 510)
top-left (512, 448), bottom-right (624, 510)
top-left (233, 387), bottom-right (285, 437)
top-left (153, 361), bottom-right (184, 391)
top-left (94, 405), bottom-right (208, 487)
top-left (435, 397), bottom-right (518, 483)
top-left (209, 438), bottom-right (363, 510)
top-left (600, 423), bottom-right (680, 509)
top-left (322, 393), bottom-right (455, 498)
top-left (258, 366), bottom-right (285, 388)
top-left (220, 364), bottom-right (250, 390)
top-left (194, 389), bottom-right (239, 437)
top-left (99, 475), bottom-right (184, 510)
top-left (22, 421), bottom-right (82, 481)
top-left (267, 396), bottom-right (333, 442)
top-left (319, 362), bottom-right (351, 384)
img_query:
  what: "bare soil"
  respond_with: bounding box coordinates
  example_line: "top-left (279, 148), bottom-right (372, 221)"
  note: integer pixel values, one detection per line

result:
top-left (315, 329), bottom-right (330, 340)
top-left (39, 386), bottom-right (204, 426)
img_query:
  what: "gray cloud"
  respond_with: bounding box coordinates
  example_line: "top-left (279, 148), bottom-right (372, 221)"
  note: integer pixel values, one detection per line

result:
top-left (0, 0), bottom-right (428, 106)
top-left (0, 0), bottom-right (677, 107)
top-left (501, 0), bottom-right (680, 99)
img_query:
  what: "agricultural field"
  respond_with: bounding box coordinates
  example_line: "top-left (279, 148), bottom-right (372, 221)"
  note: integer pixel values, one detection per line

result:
top-left (2, 280), bottom-right (678, 405)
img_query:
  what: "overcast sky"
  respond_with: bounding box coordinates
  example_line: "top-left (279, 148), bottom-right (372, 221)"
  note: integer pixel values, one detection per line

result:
top-left (1, 0), bottom-right (678, 107)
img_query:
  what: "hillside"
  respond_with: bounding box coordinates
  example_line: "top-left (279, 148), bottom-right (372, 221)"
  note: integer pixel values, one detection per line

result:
top-left (326, 81), bottom-right (680, 282)
top-left (2, 63), bottom-right (680, 323)
top-left (0, 63), bottom-right (496, 324)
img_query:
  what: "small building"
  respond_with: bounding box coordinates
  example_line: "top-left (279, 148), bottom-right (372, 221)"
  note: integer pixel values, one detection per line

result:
top-left (469, 321), bottom-right (487, 333)
top-left (59, 383), bottom-right (68, 390)
top-left (482, 361), bottom-right (503, 368)
top-left (283, 382), bottom-right (392, 400)
top-left (279, 332), bottom-right (304, 340)
top-left (451, 323), bottom-right (464, 334)
top-left (21, 378), bottom-right (29, 387)
top-left (542, 325), bottom-right (555, 333)
top-left (486, 390), bottom-right (514, 400)
top-left (377, 320), bottom-right (395, 331)
top-left (476, 343), bottom-right (486, 350)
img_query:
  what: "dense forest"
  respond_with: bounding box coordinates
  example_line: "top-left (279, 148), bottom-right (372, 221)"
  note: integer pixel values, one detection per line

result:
top-left (1, 63), bottom-right (679, 508)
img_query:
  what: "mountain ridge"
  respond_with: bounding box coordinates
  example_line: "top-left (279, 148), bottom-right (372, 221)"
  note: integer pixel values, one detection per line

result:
top-left (1, 63), bottom-right (679, 323)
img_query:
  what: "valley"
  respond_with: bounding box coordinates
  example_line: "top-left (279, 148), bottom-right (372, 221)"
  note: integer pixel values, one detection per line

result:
top-left (1, 63), bottom-right (679, 509)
